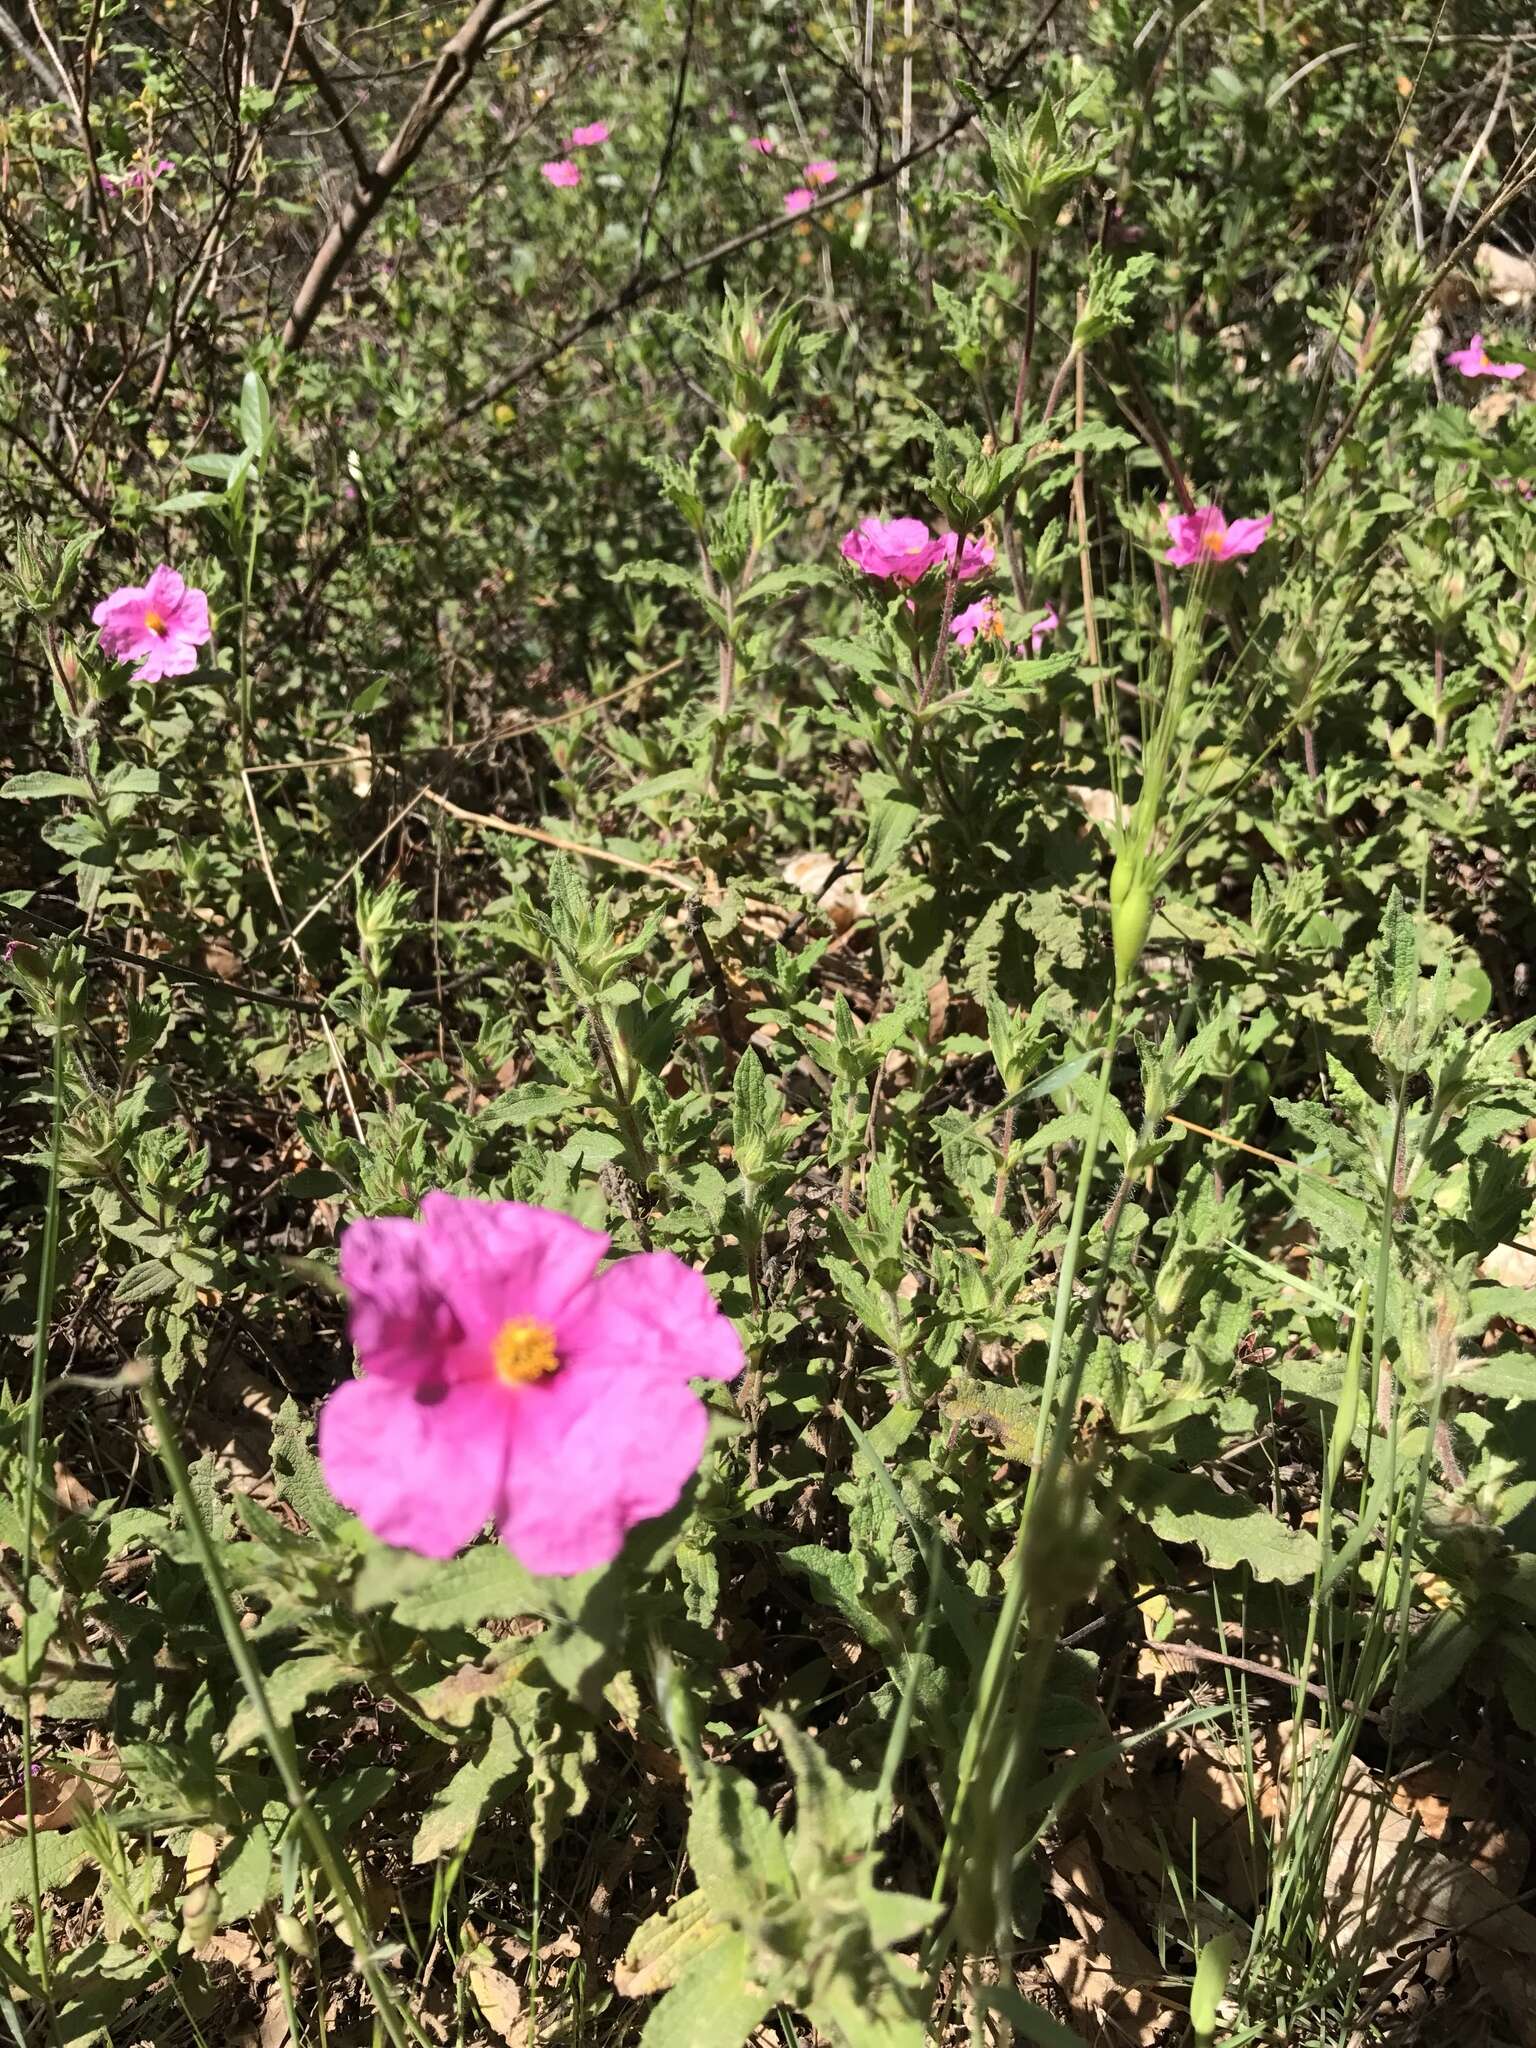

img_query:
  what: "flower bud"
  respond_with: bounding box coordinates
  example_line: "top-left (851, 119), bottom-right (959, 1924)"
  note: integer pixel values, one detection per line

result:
top-left (1109, 850), bottom-right (1153, 992)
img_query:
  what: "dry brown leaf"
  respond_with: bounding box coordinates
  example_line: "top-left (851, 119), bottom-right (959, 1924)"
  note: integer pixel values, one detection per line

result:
top-left (1066, 784), bottom-right (1123, 831)
top-left (0, 1766), bottom-right (93, 1836)
top-left (1046, 1836), bottom-right (1174, 2043)
top-left (467, 1955), bottom-right (523, 2042)
top-left (1480, 1241), bottom-right (1536, 1291)
top-left (781, 850), bottom-right (870, 932)
top-left (1474, 242), bottom-right (1536, 309)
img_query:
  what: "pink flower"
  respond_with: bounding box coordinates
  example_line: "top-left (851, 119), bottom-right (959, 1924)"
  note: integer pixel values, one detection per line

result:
top-left (841, 516), bottom-right (943, 584)
top-left (1028, 603), bottom-right (1060, 655)
top-left (784, 187), bottom-right (814, 216)
top-left (91, 564), bottom-right (211, 684)
top-left (746, 136), bottom-right (775, 155)
top-left (570, 121), bottom-right (610, 147)
top-left (1445, 332), bottom-right (1523, 381)
top-left (938, 531), bottom-right (996, 582)
top-left (1163, 503), bottom-right (1272, 568)
top-left (803, 159), bottom-right (837, 186)
top-left (98, 175), bottom-right (120, 198)
top-left (319, 1196), bottom-right (742, 1574)
top-left (950, 598), bottom-right (1005, 647)
top-left (541, 159), bottom-right (581, 188)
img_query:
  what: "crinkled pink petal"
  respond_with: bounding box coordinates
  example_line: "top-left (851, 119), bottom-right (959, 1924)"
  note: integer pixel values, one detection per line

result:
top-left (173, 585), bottom-right (211, 642)
top-left (339, 1213), bottom-right (461, 1385)
top-left (319, 1377), bottom-right (511, 1558)
top-left (804, 159), bottom-right (837, 187)
top-left (91, 585), bottom-right (150, 653)
top-left (1029, 604), bottom-right (1060, 654)
top-left (143, 563), bottom-right (187, 614)
top-left (939, 532), bottom-right (995, 582)
top-left (784, 187), bottom-right (814, 216)
top-left (500, 1368), bottom-right (710, 1575)
top-left (133, 636), bottom-right (200, 685)
top-left (416, 1193), bottom-right (609, 1343)
top-left (1221, 515), bottom-right (1273, 557)
top-left (841, 516), bottom-right (940, 583)
top-left (556, 1251), bottom-right (744, 1387)
top-left (570, 122), bottom-right (610, 147)
top-left (541, 159), bottom-right (580, 188)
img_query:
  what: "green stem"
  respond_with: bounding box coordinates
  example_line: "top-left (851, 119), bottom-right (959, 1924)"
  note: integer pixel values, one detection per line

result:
top-left (139, 1375), bottom-right (422, 2048)
top-left (19, 1001), bottom-right (66, 2033)
top-left (933, 1008), bottom-right (1120, 1910)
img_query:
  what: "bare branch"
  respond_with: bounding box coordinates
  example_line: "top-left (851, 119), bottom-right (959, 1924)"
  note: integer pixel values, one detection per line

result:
top-left (281, 0), bottom-right (562, 353)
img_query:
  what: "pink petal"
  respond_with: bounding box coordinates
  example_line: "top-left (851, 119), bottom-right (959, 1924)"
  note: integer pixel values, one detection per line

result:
top-left (803, 159), bottom-right (837, 186)
top-left (784, 188), bottom-right (814, 216)
top-left (418, 1193), bottom-right (609, 1340)
top-left (319, 1378), bottom-right (511, 1558)
top-left (1222, 515), bottom-right (1272, 556)
top-left (340, 1214), bottom-right (463, 1386)
top-left (500, 1368), bottom-right (711, 1575)
top-left (171, 586), bottom-right (211, 643)
top-left (557, 1251), bottom-right (744, 1385)
top-left (134, 636), bottom-right (200, 684)
top-left (92, 586), bottom-right (148, 648)
top-left (143, 564), bottom-right (187, 613)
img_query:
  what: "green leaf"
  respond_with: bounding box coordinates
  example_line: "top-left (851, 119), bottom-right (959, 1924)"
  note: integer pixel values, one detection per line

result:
top-left (616, 1891), bottom-right (729, 1997)
top-left (1, 772), bottom-right (92, 801)
top-left (270, 1397), bottom-right (351, 1534)
top-left (222, 1653), bottom-right (354, 1756)
top-left (412, 1714), bottom-right (526, 1861)
top-left (240, 369), bottom-right (272, 455)
top-left (352, 1541), bottom-right (542, 1631)
top-left (1132, 1467), bottom-right (1320, 1583)
top-left (153, 489), bottom-right (223, 516)
top-left (0, 1828), bottom-right (92, 1905)
top-left (637, 1929), bottom-right (776, 2047)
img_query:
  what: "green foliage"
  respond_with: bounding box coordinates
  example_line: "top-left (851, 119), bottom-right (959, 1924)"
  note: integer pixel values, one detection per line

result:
top-left (3, 2), bottom-right (1536, 2043)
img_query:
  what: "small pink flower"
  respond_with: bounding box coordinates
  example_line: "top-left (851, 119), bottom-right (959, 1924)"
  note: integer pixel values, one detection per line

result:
top-left (841, 516), bottom-right (943, 583)
top-left (803, 159), bottom-right (837, 187)
top-left (98, 175), bottom-right (120, 198)
top-left (746, 136), bottom-right (775, 155)
top-left (950, 598), bottom-right (1004, 647)
top-left (541, 159), bottom-right (581, 188)
top-left (938, 531), bottom-right (996, 582)
top-left (318, 1195), bottom-right (744, 1574)
top-left (1163, 503), bottom-right (1272, 568)
top-left (154, 158), bottom-right (174, 176)
top-left (91, 564), bottom-right (211, 685)
top-left (784, 187), bottom-right (814, 216)
top-left (571, 121), bottom-right (610, 147)
top-left (1445, 332), bottom-right (1523, 381)
top-left (1028, 604), bottom-right (1060, 655)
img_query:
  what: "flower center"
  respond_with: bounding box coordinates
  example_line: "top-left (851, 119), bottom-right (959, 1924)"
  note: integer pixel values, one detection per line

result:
top-left (490, 1317), bottom-right (559, 1388)
top-left (144, 609), bottom-right (167, 635)
top-left (1201, 529), bottom-right (1227, 555)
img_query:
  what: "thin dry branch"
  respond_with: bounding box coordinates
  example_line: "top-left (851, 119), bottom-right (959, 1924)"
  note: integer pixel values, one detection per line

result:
top-left (281, 0), bottom-right (561, 352)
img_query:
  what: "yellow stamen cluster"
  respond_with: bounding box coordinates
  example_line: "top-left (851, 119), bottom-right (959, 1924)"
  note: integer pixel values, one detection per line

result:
top-left (144, 608), bottom-right (167, 635)
top-left (490, 1317), bottom-right (559, 1387)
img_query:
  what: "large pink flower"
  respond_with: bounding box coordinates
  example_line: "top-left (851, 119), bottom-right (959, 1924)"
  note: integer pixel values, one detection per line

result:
top-left (541, 159), bottom-right (581, 188)
top-left (1444, 332), bottom-right (1523, 381)
top-left (841, 516), bottom-right (943, 583)
top-left (570, 121), bottom-right (610, 147)
top-left (1163, 503), bottom-right (1272, 568)
top-left (784, 187), bottom-right (814, 216)
top-left (317, 1195), bottom-right (744, 1576)
top-left (91, 564), bottom-right (210, 684)
top-left (803, 158), bottom-right (838, 187)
